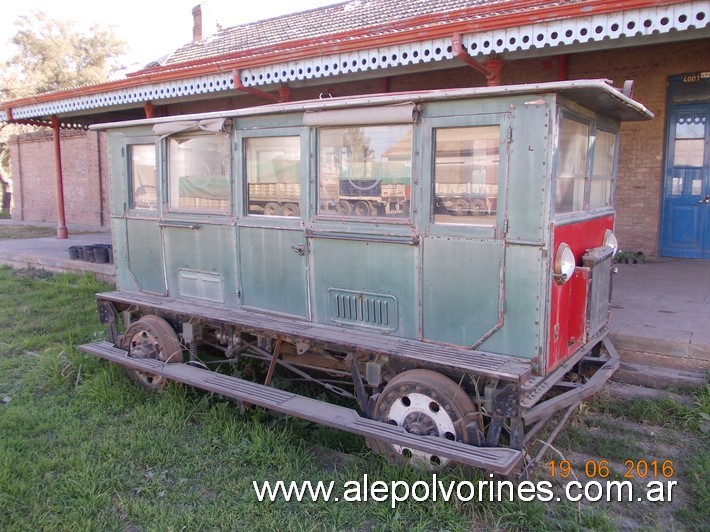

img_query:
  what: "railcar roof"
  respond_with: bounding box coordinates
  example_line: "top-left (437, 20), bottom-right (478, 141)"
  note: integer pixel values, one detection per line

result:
top-left (91, 78), bottom-right (653, 131)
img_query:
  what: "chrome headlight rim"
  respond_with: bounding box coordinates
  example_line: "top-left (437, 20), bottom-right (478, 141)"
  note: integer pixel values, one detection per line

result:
top-left (603, 229), bottom-right (619, 256)
top-left (554, 242), bottom-right (576, 285)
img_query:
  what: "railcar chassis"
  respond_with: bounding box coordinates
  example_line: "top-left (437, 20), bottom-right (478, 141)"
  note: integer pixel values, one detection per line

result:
top-left (80, 290), bottom-right (618, 477)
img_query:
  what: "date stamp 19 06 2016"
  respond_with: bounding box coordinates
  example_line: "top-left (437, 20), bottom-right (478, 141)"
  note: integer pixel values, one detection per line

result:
top-left (548, 459), bottom-right (675, 479)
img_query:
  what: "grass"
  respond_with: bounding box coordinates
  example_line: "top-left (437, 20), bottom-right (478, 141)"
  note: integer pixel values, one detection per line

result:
top-left (0, 265), bottom-right (707, 530)
top-left (0, 224), bottom-right (102, 240)
top-left (0, 224), bottom-right (60, 239)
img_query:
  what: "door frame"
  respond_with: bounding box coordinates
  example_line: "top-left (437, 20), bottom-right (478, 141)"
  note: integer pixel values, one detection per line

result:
top-left (659, 73), bottom-right (710, 259)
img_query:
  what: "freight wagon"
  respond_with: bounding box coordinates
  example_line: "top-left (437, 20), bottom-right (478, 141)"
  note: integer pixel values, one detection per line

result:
top-left (80, 79), bottom-right (652, 476)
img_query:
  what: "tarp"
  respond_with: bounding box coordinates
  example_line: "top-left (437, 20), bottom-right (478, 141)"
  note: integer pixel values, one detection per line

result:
top-left (153, 118), bottom-right (230, 136)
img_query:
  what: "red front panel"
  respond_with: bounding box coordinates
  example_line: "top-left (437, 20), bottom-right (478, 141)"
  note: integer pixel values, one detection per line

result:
top-left (547, 215), bottom-right (614, 372)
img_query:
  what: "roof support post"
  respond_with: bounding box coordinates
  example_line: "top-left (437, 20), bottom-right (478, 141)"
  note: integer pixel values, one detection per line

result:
top-left (452, 33), bottom-right (503, 86)
top-left (233, 70), bottom-right (291, 103)
top-left (50, 116), bottom-right (69, 239)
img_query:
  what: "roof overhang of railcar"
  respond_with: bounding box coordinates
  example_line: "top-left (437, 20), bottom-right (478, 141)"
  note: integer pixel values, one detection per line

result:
top-left (89, 79), bottom-right (653, 133)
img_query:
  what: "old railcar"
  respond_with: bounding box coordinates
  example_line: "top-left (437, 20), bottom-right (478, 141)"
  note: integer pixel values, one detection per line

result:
top-left (79, 80), bottom-right (652, 476)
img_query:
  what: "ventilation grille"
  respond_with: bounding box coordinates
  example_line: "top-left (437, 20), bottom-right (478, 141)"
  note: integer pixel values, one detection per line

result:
top-left (583, 246), bottom-right (614, 337)
top-left (328, 288), bottom-right (398, 331)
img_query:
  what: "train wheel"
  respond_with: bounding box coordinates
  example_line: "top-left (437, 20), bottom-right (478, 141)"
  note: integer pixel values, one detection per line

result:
top-left (263, 202), bottom-right (281, 216)
top-left (452, 198), bottom-right (470, 216)
top-left (370, 369), bottom-right (478, 468)
top-left (336, 200), bottom-right (353, 216)
top-left (470, 198), bottom-right (487, 214)
top-left (281, 203), bottom-right (300, 217)
top-left (354, 200), bottom-right (373, 216)
top-left (121, 315), bottom-right (183, 392)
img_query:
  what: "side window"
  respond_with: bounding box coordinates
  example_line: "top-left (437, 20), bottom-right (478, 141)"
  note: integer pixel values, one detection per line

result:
top-left (556, 117), bottom-right (590, 213)
top-left (433, 126), bottom-right (500, 226)
top-left (245, 136), bottom-right (301, 216)
top-left (129, 144), bottom-right (157, 210)
top-left (318, 125), bottom-right (412, 218)
top-left (168, 133), bottom-right (230, 212)
top-left (589, 129), bottom-right (617, 209)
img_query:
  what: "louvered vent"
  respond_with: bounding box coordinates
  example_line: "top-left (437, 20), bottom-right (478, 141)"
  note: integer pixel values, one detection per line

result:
top-left (327, 288), bottom-right (398, 331)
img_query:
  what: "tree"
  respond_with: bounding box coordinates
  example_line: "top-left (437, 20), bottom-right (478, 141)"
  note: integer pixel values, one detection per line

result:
top-left (1, 11), bottom-right (127, 99)
top-left (0, 11), bottom-right (127, 214)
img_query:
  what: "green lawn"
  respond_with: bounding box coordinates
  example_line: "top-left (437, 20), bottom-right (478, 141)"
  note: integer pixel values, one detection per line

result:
top-left (0, 266), bottom-right (707, 530)
top-left (0, 224), bottom-right (101, 240)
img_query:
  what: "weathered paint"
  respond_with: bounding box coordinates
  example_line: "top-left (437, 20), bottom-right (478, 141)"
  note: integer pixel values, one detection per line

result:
top-left (548, 214), bottom-right (614, 370)
top-left (101, 83), bottom-right (642, 376)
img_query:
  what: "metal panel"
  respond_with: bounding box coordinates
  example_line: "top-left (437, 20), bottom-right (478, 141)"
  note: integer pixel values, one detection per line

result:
top-left (309, 238), bottom-right (417, 338)
top-left (125, 218), bottom-right (165, 294)
top-left (479, 244), bottom-right (544, 362)
top-left (178, 269), bottom-right (225, 303)
top-left (422, 237), bottom-right (502, 346)
top-left (239, 227), bottom-right (309, 318)
top-left (162, 224), bottom-right (238, 306)
top-left (506, 98), bottom-right (553, 244)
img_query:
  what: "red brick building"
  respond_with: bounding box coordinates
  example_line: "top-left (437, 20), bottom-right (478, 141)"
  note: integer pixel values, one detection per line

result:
top-left (2, 0), bottom-right (709, 257)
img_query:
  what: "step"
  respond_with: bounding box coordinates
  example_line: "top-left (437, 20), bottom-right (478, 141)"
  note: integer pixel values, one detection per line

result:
top-left (79, 341), bottom-right (523, 475)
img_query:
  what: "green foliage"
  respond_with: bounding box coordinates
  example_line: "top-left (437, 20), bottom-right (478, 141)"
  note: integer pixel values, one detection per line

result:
top-left (1, 11), bottom-right (126, 100)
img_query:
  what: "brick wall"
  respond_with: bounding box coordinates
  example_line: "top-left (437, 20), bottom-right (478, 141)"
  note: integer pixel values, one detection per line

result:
top-left (567, 40), bottom-right (709, 257)
top-left (8, 40), bottom-right (707, 252)
top-left (10, 129), bottom-right (109, 228)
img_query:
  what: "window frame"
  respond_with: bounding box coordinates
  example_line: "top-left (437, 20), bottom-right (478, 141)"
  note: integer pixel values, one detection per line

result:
top-left (422, 113), bottom-right (509, 240)
top-left (431, 124), bottom-right (502, 229)
top-left (126, 142), bottom-right (159, 213)
top-left (553, 109), bottom-right (620, 220)
top-left (243, 135), bottom-right (303, 219)
top-left (314, 124), bottom-right (415, 224)
top-left (164, 131), bottom-right (233, 216)
top-left (236, 126), bottom-right (308, 229)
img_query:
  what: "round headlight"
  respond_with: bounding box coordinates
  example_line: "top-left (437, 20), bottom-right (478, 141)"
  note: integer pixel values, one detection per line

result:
top-left (554, 243), bottom-right (576, 285)
top-left (603, 229), bottom-right (618, 256)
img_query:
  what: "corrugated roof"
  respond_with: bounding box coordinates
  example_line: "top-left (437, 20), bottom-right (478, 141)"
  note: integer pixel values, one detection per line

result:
top-left (162, 0), bottom-right (562, 66)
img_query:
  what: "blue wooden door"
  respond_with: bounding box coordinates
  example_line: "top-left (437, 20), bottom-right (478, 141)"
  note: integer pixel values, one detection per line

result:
top-left (660, 104), bottom-right (710, 258)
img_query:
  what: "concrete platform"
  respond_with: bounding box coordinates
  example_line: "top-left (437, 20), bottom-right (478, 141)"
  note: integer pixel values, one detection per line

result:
top-left (0, 222), bottom-right (708, 376)
top-left (610, 258), bottom-right (710, 372)
top-left (0, 223), bottom-right (114, 283)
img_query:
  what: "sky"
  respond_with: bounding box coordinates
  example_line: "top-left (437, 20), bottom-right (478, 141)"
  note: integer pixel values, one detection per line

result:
top-left (0, 0), bottom-right (340, 72)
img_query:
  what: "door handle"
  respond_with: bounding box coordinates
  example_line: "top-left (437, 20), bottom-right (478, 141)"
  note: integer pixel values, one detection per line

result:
top-left (699, 195), bottom-right (710, 204)
top-left (291, 243), bottom-right (305, 256)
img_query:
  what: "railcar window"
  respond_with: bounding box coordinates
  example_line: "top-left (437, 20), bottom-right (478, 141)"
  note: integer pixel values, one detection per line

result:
top-left (433, 126), bottom-right (500, 226)
top-left (245, 136), bottom-right (301, 216)
top-left (318, 125), bottom-right (412, 218)
top-left (129, 144), bottom-right (157, 210)
top-left (589, 129), bottom-right (617, 209)
top-left (556, 117), bottom-right (590, 213)
top-left (168, 134), bottom-right (230, 212)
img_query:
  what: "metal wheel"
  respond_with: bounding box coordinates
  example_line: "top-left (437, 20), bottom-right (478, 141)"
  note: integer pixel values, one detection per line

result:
top-left (470, 198), bottom-right (487, 214)
top-left (263, 202), bottom-right (282, 216)
top-left (370, 369), bottom-right (478, 468)
top-left (452, 198), bottom-right (470, 216)
top-left (354, 200), bottom-right (373, 216)
top-left (336, 200), bottom-right (353, 216)
top-left (281, 203), bottom-right (300, 217)
top-left (121, 315), bottom-right (183, 392)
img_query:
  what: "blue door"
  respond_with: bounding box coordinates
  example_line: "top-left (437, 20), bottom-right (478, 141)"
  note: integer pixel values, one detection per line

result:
top-left (660, 104), bottom-right (710, 258)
